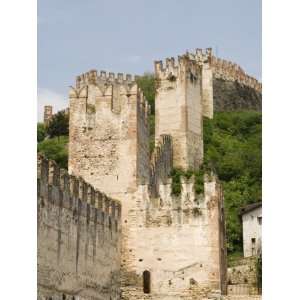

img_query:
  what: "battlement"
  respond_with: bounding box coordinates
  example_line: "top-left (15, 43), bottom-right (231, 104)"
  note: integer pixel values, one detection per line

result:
top-left (145, 175), bottom-right (206, 213)
top-left (75, 69), bottom-right (140, 89)
top-left (154, 54), bottom-right (201, 80)
top-left (149, 135), bottom-right (173, 197)
top-left (38, 154), bottom-right (121, 221)
top-left (70, 69), bottom-right (150, 120)
top-left (211, 56), bottom-right (262, 93)
top-left (187, 48), bottom-right (213, 65)
top-left (37, 154), bottom-right (121, 299)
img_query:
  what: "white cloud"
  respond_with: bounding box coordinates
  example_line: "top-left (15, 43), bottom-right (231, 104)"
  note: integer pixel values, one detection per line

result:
top-left (37, 88), bottom-right (68, 122)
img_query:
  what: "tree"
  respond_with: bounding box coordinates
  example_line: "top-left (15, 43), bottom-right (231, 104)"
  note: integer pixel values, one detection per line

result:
top-left (37, 136), bottom-right (69, 169)
top-left (136, 73), bottom-right (155, 114)
top-left (37, 123), bottom-right (46, 142)
top-left (46, 111), bottom-right (69, 138)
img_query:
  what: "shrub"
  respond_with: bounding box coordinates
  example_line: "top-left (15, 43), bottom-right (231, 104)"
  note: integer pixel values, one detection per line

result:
top-left (38, 136), bottom-right (68, 169)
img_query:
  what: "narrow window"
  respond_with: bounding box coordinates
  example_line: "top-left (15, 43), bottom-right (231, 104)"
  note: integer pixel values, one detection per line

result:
top-left (251, 238), bottom-right (256, 256)
top-left (62, 294), bottom-right (66, 300)
top-left (257, 216), bottom-right (262, 225)
top-left (143, 270), bottom-right (151, 294)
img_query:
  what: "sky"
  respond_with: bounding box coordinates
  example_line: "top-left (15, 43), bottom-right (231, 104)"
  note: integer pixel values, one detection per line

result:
top-left (38, 0), bottom-right (261, 120)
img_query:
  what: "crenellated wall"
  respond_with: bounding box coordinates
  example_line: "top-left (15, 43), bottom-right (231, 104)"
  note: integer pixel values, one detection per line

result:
top-left (37, 154), bottom-right (122, 300)
top-left (121, 174), bottom-right (227, 299)
top-left (211, 56), bottom-right (262, 93)
top-left (187, 48), bottom-right (261, 113)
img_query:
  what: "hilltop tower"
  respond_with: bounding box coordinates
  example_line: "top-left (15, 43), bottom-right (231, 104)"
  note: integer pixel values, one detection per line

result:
top-left (154, 55), bottom-right (204, 171)
top-left (68, 70), bottom-right (150, 200)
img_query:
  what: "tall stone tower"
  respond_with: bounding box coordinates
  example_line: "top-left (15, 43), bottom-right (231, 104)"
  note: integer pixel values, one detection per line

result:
top-left (43, 105), bottom-right (53, 125)
top-left (68, 70), bottom-right (150, 200)
top-left (194, 48), bottom-right (214, 119)
top-left (154, 55), bottom-right (203, 171)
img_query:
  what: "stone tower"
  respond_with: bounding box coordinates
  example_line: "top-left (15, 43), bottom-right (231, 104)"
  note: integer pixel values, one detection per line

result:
top-left (194, 48), bottom-right (214, 119)
top-left (68, 70), bottom-right (150, 200)
top-left (154, 55), bottom-right (204, 171)
top-left (43, 105), bottom-right (53, 125)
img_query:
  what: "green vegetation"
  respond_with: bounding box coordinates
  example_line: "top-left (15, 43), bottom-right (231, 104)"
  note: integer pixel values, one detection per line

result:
top-left (46, 111), bottom-right (69, 138)
top-left (136, 73), bottom-right (155, 114)
top-left (37, 123), bottom-right (46, 143)
top-left (170, 168), bottom-right (205, 196)
top-left (38, 136), bottom-right (69, 169)
top-left (203, 111), bottom-right (262, 254)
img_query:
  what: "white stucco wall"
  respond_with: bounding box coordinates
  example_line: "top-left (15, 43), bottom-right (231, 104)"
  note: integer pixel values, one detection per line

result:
top-left (242, 206), bottom-right (262, 257)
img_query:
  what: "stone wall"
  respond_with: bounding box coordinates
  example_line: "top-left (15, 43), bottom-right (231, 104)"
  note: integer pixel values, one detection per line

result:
top-left (213, 79), bottom-right (261, 112)
top-left (227, 257), bottom-right (259, 296)
top-left (37, 155), bottom-right (121, 300)
top-left (149, 135), bottom-right (173, 197)
top-left (121, 175), bottom-right (227, 299)
top-left (211, 56), bottom-right (261, 94)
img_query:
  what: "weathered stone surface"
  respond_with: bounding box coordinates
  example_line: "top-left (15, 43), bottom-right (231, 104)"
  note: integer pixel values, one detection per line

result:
top-left (37, 155), bottom-right (121, 300)
top-left (154, 55), bottom-right (204, 171)
top-left (213, 79), bottom-right (261, 112)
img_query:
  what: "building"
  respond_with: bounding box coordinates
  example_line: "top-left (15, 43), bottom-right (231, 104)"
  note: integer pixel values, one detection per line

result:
top-left (240, 202), bottom-right (262, 258)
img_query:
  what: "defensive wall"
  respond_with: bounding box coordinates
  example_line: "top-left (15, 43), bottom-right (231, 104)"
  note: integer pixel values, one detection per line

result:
top-left (37, 154), bottom-right (122, 300)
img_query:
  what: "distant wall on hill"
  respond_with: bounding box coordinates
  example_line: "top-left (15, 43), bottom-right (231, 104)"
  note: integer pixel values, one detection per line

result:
top-left (213, 79), bottom-right (262, 112)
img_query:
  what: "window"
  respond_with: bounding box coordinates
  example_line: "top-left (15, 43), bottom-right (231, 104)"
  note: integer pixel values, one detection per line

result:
top-left (62, 294), bottom-right (66, 300)
top-left (257, 216), bottom-right (262, 225)
top-left (143, 270), bottom-right (151, 294)
top-left (251, 238), bottom-right (256, 256)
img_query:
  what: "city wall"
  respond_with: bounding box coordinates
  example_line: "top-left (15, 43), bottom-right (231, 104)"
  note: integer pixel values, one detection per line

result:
top-left (211, 56), bottom-right (262, 94)
top-left (37, 155), bottom-right (122, 300)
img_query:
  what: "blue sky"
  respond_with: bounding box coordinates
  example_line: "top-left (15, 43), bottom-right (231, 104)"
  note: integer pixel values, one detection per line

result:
top-left (38, 0), bottom-right (261, 120)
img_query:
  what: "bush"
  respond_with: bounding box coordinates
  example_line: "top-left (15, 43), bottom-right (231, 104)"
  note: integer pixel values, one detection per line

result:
top-left (37, 123), bottom-right (46, 142)
top-left (203, 111), bottom-right (262, 254)
top-left (37, 136), bottom-right (69, 169)
top-left (46, 111), bottom-right (69, 138)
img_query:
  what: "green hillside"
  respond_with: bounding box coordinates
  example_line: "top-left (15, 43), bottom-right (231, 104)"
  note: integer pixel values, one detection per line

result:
top-left (203, 111), bottom-right (261, 254)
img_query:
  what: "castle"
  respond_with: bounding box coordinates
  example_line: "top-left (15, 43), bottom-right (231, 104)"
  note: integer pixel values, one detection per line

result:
top-left (38, 48), bottom-right (261, 300)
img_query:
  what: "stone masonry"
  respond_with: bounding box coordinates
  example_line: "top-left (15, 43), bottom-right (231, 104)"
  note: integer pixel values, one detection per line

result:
top-left (37, 154), bottom-right (121, 300)
top-left (38, 47), bottom-right (261, 300)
